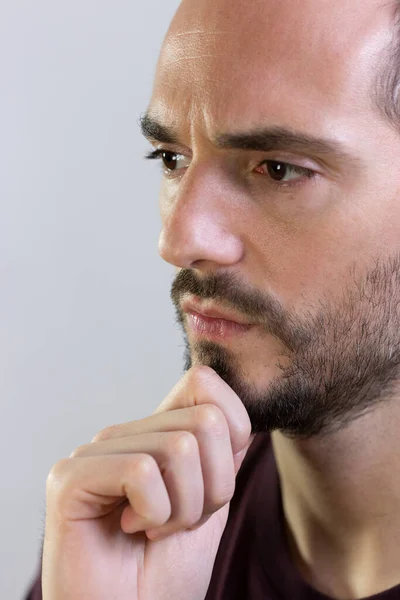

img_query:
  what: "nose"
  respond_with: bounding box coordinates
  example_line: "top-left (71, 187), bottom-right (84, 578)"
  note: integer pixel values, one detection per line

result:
top-left (158, 163), bottom-right (244, 270)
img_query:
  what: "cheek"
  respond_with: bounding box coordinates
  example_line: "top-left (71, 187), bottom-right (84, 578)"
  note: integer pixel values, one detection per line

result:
top-left (247, 208), bottom-right (365, 311)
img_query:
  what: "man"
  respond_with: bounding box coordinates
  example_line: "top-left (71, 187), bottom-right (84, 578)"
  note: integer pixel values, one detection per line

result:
top-left (25, 0), bottom-right (400, 598)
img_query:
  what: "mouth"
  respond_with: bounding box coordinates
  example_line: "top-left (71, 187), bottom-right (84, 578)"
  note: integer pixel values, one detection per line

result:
top-left (181, 297), bottom-right (252, 326)
top-left (181, 297), bottom-right (253, 340)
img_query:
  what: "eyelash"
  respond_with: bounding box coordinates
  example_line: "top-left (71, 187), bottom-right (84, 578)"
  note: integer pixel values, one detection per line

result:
top-left (145, 148), bottom-right (316, 189)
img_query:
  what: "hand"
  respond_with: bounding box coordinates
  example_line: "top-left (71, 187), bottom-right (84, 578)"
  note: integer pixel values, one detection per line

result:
top-left (42, 365), bottom-right (254, 600)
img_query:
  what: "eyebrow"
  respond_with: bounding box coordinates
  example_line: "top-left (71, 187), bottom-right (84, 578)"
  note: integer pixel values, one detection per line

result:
top-left (140, 113), bottom-right (357, 166)
top-left (140, 113), bottom-right (179, 145)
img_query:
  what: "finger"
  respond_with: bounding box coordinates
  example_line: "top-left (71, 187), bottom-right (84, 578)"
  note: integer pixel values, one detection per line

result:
top-left (94, 366), bottom-right (251, 457)
top-left (71, 431), bottom-right (205, 537)
top-left (92, 404), bottom-right (255, 475)
top-left (143, 430), bottom-right (204, 538)
top-left (47, 454), bottom-right (172, 533)
top-left (74, 406), bottom-right (235, 515)
top-left (154, 366), bottom-right (251, 456)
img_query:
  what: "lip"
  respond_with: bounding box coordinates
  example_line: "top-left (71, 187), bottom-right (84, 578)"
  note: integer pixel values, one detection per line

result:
top-left (185, 310), bottom-right (253, 339)
top-left (181, 298), bottom-right (252, 326)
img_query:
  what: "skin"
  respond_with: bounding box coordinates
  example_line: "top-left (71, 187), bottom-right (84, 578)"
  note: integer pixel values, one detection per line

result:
top-left (42, 1), bottom-right (400, 599)
top-left (43, 365), bottom-right (253, 599)
top-left (145, 0), bottom-right (400, 596)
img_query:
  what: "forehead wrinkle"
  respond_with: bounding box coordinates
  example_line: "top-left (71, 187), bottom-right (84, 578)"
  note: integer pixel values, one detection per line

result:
top-left (161, 53), bottom-right (226, 69)
top-left (160, 23), bottom-right (232, 71)
top-left (163, 0), bottom-right (394, 90)
top-left (152, 0), bottom-right (395, 164)
top-left (170, 29), bottom-right (232, 38)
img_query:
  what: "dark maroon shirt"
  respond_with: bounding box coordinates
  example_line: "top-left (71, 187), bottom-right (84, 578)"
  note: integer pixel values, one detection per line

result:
top-left (24, 432), bottom-right (400, 599)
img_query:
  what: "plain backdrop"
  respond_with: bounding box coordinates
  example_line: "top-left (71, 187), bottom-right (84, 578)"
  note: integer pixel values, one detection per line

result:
top-left (0, 1), bottom-right (183, 597)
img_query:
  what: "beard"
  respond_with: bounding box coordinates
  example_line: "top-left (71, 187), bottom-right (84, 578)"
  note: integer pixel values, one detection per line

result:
top-left (170, 254), bottom-right (400, 440)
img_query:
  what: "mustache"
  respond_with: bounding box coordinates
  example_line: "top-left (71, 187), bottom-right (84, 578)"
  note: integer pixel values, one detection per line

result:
top-left (170, 269), bottom-right (308, 351)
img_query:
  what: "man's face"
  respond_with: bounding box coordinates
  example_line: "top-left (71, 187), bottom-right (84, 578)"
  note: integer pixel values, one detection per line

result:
top-left (145, 0), bottom-right (400, 439)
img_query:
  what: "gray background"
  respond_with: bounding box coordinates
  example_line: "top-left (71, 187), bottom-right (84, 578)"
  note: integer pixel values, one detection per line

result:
top-left (1, 1), bottom-right (182, 597)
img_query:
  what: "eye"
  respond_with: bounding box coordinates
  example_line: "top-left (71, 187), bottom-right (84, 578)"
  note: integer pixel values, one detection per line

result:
top-left (255, 160), bottom-right (315, 183)
top-left (145, 149), bottom-right (190, 175)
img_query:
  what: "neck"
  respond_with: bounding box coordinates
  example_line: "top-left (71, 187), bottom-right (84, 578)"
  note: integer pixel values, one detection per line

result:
top-left (271, 399), bottom-right (400, 599)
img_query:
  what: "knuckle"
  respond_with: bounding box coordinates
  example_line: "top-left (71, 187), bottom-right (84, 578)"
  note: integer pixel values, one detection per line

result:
top-left (68, 443), bottom-right (91, 459)
top-left (46, 459), bottom-right (71, 497)
top-left (163, 431), bottom-right (198, 457)
top-left (188, 364), bottom-right (216, 386)
top-left (237, 420), bottom-right (252, 445)
top-left (194, 404), bottom-right (226, 435)
top-left (129, 454), bottom-right (158, 481)
top-left (91, 425), bottom-right (119, 443)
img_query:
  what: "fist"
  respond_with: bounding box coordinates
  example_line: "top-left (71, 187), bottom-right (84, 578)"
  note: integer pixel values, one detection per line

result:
top-left (42, 366), bottom-right (253, 599)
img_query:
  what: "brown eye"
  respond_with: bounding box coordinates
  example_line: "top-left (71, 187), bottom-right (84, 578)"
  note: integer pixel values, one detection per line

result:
top-left (255, 160), bottom-right (314, 184)
top-left (145, 148), bottom-right (190, 176)
top-left (161, 151), bottom-right (178, 171)
top-left (266, 161), bottom-right (287, 181)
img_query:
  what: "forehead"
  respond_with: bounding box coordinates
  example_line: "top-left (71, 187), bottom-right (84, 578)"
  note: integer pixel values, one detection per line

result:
top-left (149, 0), bottom-right (394, 142)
